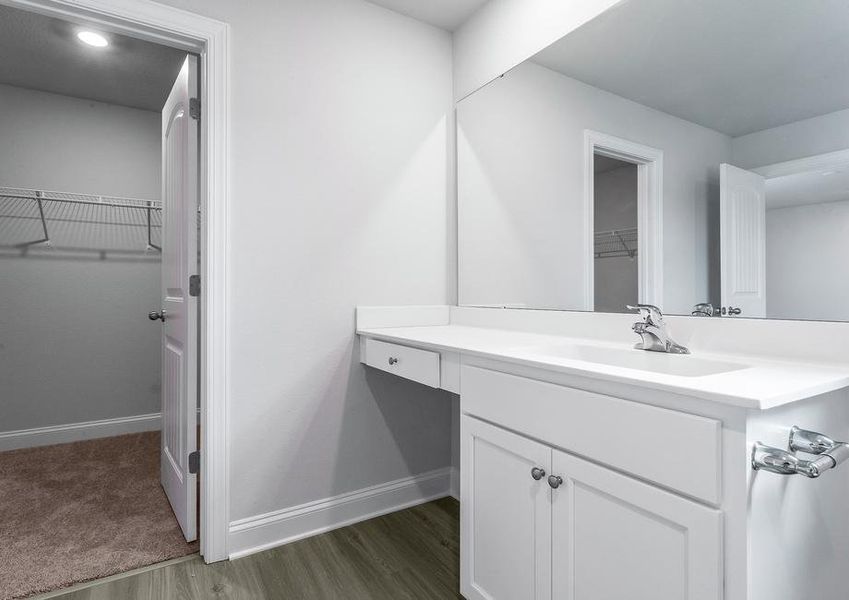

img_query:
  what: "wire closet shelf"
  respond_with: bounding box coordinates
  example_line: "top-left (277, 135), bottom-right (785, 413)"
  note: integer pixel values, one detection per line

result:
top-left (594, 226), bottom-right (638, 259)
top-left (0, 186), bottom-right (162, 257)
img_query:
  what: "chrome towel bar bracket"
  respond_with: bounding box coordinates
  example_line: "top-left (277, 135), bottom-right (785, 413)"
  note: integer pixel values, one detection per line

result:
top-left (753, 426), bottom-right (849, 478)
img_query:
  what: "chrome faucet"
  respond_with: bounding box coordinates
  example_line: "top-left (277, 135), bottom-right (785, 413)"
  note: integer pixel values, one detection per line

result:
top-left (691, 303), bottom-right (716, 317)
top-left (626, 304), bottom-right (689, 354)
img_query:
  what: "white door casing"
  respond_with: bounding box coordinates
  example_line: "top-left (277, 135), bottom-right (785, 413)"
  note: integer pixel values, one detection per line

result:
top-left (583, 131), bottom-right (663, 311)
top-left (160, 55), bottom-right (199, 542)
top-left (550, 450), bottom-right (723, 600)
top-left (720, 163), bottom-right (766, 318)
top-left (461, 415), bottom-right (552, 600)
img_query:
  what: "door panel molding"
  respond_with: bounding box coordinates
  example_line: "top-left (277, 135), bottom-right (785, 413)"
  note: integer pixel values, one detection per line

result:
top-left (720, 163), bottom-right (766, 318)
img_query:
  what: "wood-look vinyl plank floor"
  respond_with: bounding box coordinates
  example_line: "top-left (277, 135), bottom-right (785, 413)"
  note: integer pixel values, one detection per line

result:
top-left (39, 497), bottom-right (461, 600)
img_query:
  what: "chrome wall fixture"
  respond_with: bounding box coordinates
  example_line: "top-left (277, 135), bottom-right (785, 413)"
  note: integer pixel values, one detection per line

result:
top-left (752, 426), bottom-right (849, 478)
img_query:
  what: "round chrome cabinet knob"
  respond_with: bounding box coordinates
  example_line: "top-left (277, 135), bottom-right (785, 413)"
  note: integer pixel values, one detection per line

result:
top-left (548, 475), bottom-right (563, 489)
top-left (531, 467), bottom-right (546, 481)
top-left (388, 357), bottom-right (399, 365)
top-left (148, 310), bottom-right (166, 322)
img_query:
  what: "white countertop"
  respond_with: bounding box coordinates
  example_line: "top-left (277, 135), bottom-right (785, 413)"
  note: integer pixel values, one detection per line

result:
top-left (357, 324), bottom-right (849, 410)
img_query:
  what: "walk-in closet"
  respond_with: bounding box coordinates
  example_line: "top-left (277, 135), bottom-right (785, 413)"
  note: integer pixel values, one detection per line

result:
top-left (0, 5), bottom-right (199, 598)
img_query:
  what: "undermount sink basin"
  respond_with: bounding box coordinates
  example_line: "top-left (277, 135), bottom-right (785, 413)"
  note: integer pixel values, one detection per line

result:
top-left (518, 343), bottom-right (749, 377)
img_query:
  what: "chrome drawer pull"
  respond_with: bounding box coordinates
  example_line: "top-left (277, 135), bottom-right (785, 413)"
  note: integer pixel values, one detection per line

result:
top-left (531, 467), bottom-right (546, 481)
top-left (388, 357), bottom-right (399, 366)
top-left (548, 475), bottom-right (563, 489)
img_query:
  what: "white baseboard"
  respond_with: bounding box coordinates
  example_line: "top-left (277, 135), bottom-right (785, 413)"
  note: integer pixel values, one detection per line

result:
top-left (228, 467), bottom-right (453, 560)
top-left (0, 413), bottom-right (161, 451)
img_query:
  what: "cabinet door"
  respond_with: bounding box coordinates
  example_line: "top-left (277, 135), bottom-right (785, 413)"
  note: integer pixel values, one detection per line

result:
top-left (551, 450), bottom-right (723, 600)
top-left (461, 415), bottom-right (552, 600)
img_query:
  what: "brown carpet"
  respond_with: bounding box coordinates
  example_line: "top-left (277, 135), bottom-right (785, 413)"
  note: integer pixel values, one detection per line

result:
top-left (0, 432), bottom-right (198, 599)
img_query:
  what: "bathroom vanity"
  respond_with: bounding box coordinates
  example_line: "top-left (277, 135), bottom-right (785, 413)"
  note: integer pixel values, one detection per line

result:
top-left (359, 1), bottom-right (849, 598)
top-left (358, 306), bottom-right (849, 600)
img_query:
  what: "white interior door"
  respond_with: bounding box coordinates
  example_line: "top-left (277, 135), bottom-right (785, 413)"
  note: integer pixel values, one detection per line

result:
top-left (158, 55), bottom-right (199, 542)
top-left (720, 163), bottom-right (766, 318)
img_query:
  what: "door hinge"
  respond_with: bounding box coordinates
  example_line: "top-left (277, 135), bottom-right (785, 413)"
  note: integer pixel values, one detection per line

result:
top-left (189, 274), bottom-right (201, 297)
top-left (188, 450), bottom-right (200, 474)
top-left (189, 97), bottom-right (201, 120)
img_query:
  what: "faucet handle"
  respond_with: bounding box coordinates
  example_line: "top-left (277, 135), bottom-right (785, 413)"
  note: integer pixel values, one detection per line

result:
top-left (626, 304), bottom-right (664, 325)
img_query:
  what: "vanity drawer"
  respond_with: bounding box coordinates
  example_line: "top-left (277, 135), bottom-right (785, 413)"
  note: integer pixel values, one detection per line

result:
top-left (364, 338), bottom-right (440, 388)
top-left (462, 365), bottom-right (721, 504)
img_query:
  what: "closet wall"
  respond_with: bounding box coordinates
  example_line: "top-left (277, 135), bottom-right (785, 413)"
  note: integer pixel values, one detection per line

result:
top-left (594, 163), bottom-right (638, 313)
top-left (0, 83), bottom-right (162, 441)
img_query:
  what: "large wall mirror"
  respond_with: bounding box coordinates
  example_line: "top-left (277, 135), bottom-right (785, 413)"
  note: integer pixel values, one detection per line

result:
top-left (457, 0), bottom-right (849, 322)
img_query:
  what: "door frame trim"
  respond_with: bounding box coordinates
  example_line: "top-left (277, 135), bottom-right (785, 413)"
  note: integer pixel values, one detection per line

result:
top-left (0, 0), bottom-right (232, 562)
top-left (583, 130), bottom-right (663, 311)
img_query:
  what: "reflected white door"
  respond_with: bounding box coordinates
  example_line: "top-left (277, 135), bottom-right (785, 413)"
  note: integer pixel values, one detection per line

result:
top-left (720, 163), bottom-right (766, 318)
top-left (159, 55), bottom-right (199, 542)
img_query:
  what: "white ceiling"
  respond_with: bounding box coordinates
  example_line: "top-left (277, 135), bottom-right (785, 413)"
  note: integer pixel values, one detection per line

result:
top-left (366, 0), bottom-right (488, 31)
top-left (766, 168), bottom-right (849, 210)
top-left (0, 4), bottom-right (187, 112)
top-left (533, 0), bottom-right (849, 137)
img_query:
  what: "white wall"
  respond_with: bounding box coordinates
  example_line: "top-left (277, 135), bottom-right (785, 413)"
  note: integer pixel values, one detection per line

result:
top-left (457, 61), bottom-right (731, 314)
top-left (765, 200), bottom-right (849, 321)
top-left (0, 84), bottom-right (161, 432)
top-left (155, 0), bottom-right (455, 525)
top-left (594, 164), bottom-right (638, 313)
top-left (453, 0), bottom-right (621, 100)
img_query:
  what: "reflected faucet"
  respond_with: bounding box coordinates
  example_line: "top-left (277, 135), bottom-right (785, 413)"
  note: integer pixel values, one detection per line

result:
top-left (691, 303), bottom-right (716, 317)
top-left (626, 304), bottom-right (690, 354)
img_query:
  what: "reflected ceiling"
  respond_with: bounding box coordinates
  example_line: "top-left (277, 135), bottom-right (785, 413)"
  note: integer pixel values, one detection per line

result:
top-left (534, 0), bottom-right (849, 137)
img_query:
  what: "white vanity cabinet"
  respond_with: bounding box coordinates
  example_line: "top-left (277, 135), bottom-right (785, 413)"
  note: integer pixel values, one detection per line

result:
top-left (358, 307), bottom-right (849, 600)
top-left (461, 366), bottom-right (724, 600)
top-left (462, 415), bottom-right (723, 600)
top-left (461, 416), bottom-right (552, 600)
top-left (550, 450), bottom-right (722, 600)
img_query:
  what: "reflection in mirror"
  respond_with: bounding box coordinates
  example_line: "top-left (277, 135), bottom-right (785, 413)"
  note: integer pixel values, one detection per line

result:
top-left (457, 0), bottom-right (849, 322)
top-left (593, 155), bottom-right (637, 313)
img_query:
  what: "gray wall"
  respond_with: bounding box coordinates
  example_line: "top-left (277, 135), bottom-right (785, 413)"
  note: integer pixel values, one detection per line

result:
top-left (594, 164), bottom-right (638, 313)
top-left (155, 0), bottom-right (454, 523)
top-left (0, 83), bottom-right (161, 432)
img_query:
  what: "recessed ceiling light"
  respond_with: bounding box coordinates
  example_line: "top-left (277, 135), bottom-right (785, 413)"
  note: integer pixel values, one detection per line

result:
top-left (77, 31), bottom-right (108, 48)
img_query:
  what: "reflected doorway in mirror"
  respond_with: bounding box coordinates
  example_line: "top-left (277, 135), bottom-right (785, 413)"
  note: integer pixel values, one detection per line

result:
top-left (584, 131), bottom-right (663, 313)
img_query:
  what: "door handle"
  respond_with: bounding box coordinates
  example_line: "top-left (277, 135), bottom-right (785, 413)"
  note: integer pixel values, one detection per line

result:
top-left (148, 309), bottom-right (166, 322)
